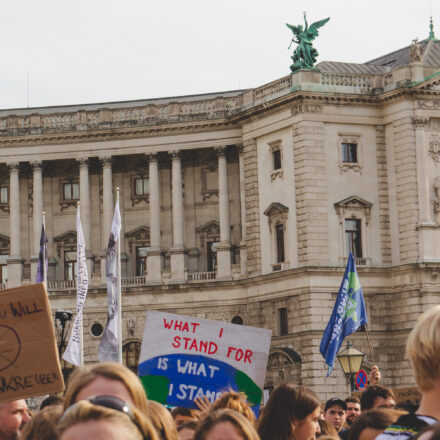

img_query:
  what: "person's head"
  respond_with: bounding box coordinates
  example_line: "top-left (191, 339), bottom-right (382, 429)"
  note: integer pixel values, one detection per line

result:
top-left (406, 305), bottom-right (440, 392)
top-left (347, 409), bottom-right (400, 440)
top-left (20, 405), bottom-right (63, 440)
top-left (40, 395), bottom-right (64, 411)
top-left (360, 386), bottom-right (396, 411)
top-left (178, 421), bottom-right (199, 440)
top-left (257, 384), bottom-right (321, 440)
top-left (317, 419), bottom-right (338, 438)
top-left (171, 407), bottom-right (199, 428)
top-left (146, 400), bottom-right (178, 440)
top-left (345, 397), bottom-right (361, 426)
top-left (64, 362), bottom-right (149, 414)
top-left (211, 391), bottom-right (255, 424)
top-left (58, 399), bottom-right (145, 440)
top-left (323, 399), bottom-right (346, 433)
top-left (194, 409), bottom-right (259, 440)
top-left (0, 399), bottom-right (31, 440)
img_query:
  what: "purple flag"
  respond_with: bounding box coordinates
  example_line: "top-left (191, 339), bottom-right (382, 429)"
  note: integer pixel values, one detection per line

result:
top-left (36, 224), bottom-right (48, 283)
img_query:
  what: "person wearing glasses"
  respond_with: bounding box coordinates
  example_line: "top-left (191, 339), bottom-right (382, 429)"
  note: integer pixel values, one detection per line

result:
top-left (58, 396), bottom-right (158, 440)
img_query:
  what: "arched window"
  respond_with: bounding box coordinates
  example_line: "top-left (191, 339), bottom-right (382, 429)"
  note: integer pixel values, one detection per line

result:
top-left (123, 341), bottom-right (142, 374)
top-left (231, 315), bottom-right (244, 325)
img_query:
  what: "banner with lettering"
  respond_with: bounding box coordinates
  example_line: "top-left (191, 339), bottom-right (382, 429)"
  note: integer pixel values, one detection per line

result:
top-left (138, 311), bottom-right (271, 412)
top-left (0, 283), bottom-right (64, 402)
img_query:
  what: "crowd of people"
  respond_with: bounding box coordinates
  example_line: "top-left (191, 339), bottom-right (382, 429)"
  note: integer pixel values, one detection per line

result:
top-left (1, 306), bottom-right (440, 440)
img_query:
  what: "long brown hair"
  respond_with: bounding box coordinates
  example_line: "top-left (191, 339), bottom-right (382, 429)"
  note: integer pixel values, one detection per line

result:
top-left (257, 384), bottom-right (320, 440)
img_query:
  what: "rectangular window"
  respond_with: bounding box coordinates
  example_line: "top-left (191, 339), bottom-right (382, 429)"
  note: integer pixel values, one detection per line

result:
top-left (342, 143), bottom-right (358, 163)
top-left (136, 246), bottom-right (148, 276)
top-left (273, 149), bottom-right (282, 170)
top-left (64, 251), bottom-right (77, 281)
top-left (207, 241), bottom-right (219, 272)
top-left (64, 183), bottom-right (79, 201)
top-left (0, 263), bottom-right (7, 284)
top-left (278, 307), bottom-right (288, 336)
top-left (0, 187), bottom-right (7, 204)
top-left (345, 219), bottom-right (362, 257)
top-left (276, 224), bottom-right (285, 263)
top-left (135, 178), bottom-right (149, 196)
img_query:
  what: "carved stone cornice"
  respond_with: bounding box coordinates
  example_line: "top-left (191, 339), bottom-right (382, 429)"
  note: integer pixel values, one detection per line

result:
top-left (291, 103), bottom-right (322, 115)
top-left (99, 156), bottom-right (112, 168)
top-left (146, 153), bottom-right (159, 163)
top-left (412, 116), bottom-right (430, 128)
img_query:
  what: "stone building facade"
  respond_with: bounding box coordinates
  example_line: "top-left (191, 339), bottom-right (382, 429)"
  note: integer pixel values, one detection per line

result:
top-left (1, 35), bottom-right (440, 399)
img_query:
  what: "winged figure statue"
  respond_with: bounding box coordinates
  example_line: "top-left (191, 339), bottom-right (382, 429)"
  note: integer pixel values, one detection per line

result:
top-left (286, 13), bottom-right (330, 72)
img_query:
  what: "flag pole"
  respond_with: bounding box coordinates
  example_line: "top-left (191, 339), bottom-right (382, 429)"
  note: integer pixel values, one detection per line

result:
top-left (77, 201), bottom-right (84, 368)
top-left (42, 211), bottom-right (47, 286)
top-left (116, 187), bottom-right (122, 364)
top-left (364, 325), bottom-right (375, 365)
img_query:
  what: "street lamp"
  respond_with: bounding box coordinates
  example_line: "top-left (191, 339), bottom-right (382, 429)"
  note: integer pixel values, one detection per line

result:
top-left (337, 341), bottom-right (365, 392)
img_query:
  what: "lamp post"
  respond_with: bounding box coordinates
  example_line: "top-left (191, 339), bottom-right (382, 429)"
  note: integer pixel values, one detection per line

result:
top-left (336, 341), bottom-right (365, 392)
top-left (55, 310), bottom-right (73, 381)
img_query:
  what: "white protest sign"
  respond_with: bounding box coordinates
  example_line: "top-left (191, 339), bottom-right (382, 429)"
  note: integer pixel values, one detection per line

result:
top-left (138, 311), bottom-right (271, 410)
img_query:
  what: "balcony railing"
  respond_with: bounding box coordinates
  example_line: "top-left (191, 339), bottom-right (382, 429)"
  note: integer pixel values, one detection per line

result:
top-left (187, 271), bottom-right (216, 283)
top-left (0, 284), bottom-right (6, 291)
top-left (121, 276), bottom-right (147, 287)
top-left (47, 280), bottom-right (76, 291)
top-left (355, 257), bottom-right (369, 267)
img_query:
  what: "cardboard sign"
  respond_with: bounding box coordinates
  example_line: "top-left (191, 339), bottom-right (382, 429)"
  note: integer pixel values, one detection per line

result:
top-left (394, 387), bottom-right (422, 404)
top-left (138, 311), bottom-right (271, 411)
top-left (0, 283), bottom-right (65, 402)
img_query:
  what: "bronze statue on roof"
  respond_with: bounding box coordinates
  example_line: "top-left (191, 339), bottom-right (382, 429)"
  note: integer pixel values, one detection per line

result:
top-left (286, 13), bottom-right (330, 72)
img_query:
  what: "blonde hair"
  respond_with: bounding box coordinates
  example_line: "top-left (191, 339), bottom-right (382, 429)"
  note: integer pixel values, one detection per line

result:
top-left (58, 400), bottom-right (145, 440)
top-left (64, 362), bottom-right (149, 414)
top-left (194, 409), bottom-right (260, 440)
top-left (406, 305), bottom-right (440, 391)
top-left (211, 391), bottom-right (255, 424)
top-left (146, 400), bottom-right (178, 440)
top-left (21, 406), bottom-right (63, 440)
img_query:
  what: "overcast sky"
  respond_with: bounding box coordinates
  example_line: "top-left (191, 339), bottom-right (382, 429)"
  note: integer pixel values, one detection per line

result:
top-left (1, 0), bottom-right (437, 109)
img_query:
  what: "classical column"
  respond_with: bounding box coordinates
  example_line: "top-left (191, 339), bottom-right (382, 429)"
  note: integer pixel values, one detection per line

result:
top-left (146, 153), bottom-right (162, 283)
top-left (30, 161), bottom-right (43, 282)
top-left (77, 158), bottom-right (93, 278)
top-left (238, 145), bottom-right (247, 275)
top-left (215, 146), bottom-right (232, 279)
top-left (100, 156), bottom-right (113, 284)
top-left (7, 163), bottom-right (22, 288)
top-left (169, 150), bottom-right (185, 282)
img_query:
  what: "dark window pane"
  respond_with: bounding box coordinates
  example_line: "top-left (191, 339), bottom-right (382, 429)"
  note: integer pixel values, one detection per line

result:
top-left (231, 316), bottom-right (244, 325)
top-left (207, 241), bottom-right (218, 272)
top-left (143, 178), bottom-right (149, 194)
top-left (72, 183), bottom-right (79, 199)
top-left (345, 219), bottom-right (362, 257)
top-left (273, 149), bottom-right (282, 170)
top-left (136, 246), bottom-right (148, 276)
top-left (64, 183), bottom-right (72, 200)
top-left (276, 224), bottom-right (285, 263)
top-left (342, 143), bottom-right (358, 163)
top-left (123, 341), bottom-right (141, 374)
top-left (279, 307), bottom-right (288, 336)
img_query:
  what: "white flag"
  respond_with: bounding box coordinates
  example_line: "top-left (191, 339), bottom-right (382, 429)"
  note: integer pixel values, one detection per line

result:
top-left (98, 199), bottom-right (121, 362)
top-left (63, 206), bottom-right (89, 367)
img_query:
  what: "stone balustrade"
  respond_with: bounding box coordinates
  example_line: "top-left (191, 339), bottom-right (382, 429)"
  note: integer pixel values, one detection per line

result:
top-left (187, 271), bottom-right (216, 283)
top-left (121, 276), bottom-right (147, 287)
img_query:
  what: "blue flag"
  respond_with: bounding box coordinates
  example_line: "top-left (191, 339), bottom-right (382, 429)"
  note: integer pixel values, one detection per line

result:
top-left (36, 224), bottom-right (48, 283)
top-left (320, 253), bottom-right (367, 376)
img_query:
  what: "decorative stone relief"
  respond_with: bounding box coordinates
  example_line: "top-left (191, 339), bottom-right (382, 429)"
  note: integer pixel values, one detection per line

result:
top-left (410, 39), bottom-right (422, 63)
top-left (429, 135), bottom-right (440, 163)
top-left (434, 177), bottom-right (440, 219)
top-left (417, 99), bottom-right (440, 110)
top-left (412, 116), bottom-right (430, 128)
top-left (127, 318), bottom-right (135, 337)
top-left (291, 104), bottom-right (322, 115)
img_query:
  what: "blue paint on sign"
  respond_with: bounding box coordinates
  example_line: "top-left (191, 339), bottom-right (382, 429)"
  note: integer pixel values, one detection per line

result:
top-left (355, 370), bottom-right (368, 389)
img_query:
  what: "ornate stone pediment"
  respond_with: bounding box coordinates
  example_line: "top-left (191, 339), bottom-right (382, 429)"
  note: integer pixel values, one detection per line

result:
top-left (125, 226), bottom-right (150, 242)
top-left (334, 196), bottom-right (372, 224)
top-left (54, 230), bottom-right (76, 245)
top-left (264, 202), bottom-right (289, 218)
top-left (196, 220), bottom-right (220, 237)
top-left (334, 195), bottom-right (372, 210)
top-left (267, 347), bottom-right (301, 370)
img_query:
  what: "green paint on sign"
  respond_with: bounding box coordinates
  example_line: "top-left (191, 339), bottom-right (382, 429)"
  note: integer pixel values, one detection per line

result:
top-left (140, 375), bottom-right (170, 404)
top-left (235, 370), bottom-right (262, 406)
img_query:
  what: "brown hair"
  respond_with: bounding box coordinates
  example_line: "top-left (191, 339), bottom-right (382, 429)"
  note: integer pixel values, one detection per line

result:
top-left (211, 391), bottom-right (255, 424)
top-left (146, 400), bottom-right (178, 440)
top-left (21, 406), bottom-right (63, 440)
top-left (347, 409), bottom-right (400, 440)
top-left (257, 384), bottom-right (320, 440)
top-left (360, 386), bottom-right (395, 411)
top-left (345, 397), bottom-right (360, 405)
top-left (64, 362), bottom-right (149, 414)
top-left (318, 419), bottom-right (339, 438)
top-left (57, 400), bottom-right (155, 440)
top-left (177, 421), bottom-right (199, 433)
top-left (194, 409), bottom-right (260, 440)
top-left (171, 407), bottom-right (199, 420)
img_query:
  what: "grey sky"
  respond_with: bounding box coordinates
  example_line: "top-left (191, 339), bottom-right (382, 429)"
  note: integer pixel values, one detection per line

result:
top-left (1, 0), bottom-right (436, 109)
